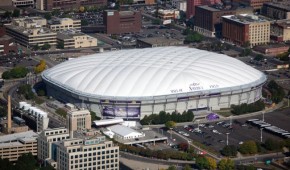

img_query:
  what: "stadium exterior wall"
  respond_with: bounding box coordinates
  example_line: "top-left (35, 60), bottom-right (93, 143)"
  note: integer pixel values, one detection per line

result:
top-left (44, 79), bottom-right (265, 119)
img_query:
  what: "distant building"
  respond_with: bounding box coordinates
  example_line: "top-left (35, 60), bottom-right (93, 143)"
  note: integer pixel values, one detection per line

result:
top-left (67, 109), bottom-right (91, 137)
top-left (12, 0), bottom-right (34, 7)
top-left (48, 18), bottom-right (81, 32)
top-left (103, 10), bottom-right (141, 34)
top-left (261, 1), bottom-right (290, 20)
top-left (108, 124), bottom-right (144, 140)
top-left (254, 44), bottom-right (289, 56)
top-left (271, 20), bottom-right (290, 42)
top-left (232, 0), bottom-right (271, 10)
top-left (186, 0), bottom-right (221, 19)
top-left (0, 131), bottom-right (38, 161)
top-left (194, 4), bottom-right (253, 37)
top-left (158, 9), bottom-right (180, 20)
top-left (5, 17), bottom-right (57, 47)
top-left (57, 30), bottom-right (98, 49)
top-left (36, 0), bottom-right (107, 11)
top-left (172, 0), bottom-right (187, 12)
top-left (0, 27), bottom-right (17, 55)
top-left (222, 14), bottom-right (270, 47)
top-left (137, 37), bottom-right (183, 48)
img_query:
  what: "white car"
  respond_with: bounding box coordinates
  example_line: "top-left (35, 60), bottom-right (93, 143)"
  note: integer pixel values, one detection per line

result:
top-left (212, 129), bottom-right (218, 133)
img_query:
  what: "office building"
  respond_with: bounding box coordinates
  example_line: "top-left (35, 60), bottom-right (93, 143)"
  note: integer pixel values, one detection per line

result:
top-left (57, 30), bottom-right (98, 49)
top-left (271, 20), bottom-right (290, 42)
top-left (36, 0), bottom-right (107, 11)
top-left (37, 128), bottom-right (70, 162)
top-left (233, 0), bottom-right (271, 10)
top-left (194, 4), bottom-right (253, 37)
top-left (0, 131), bottom-right (38, 161)
top-left (261, 1), bottom-right (290, 20)
top-left (158, 9), bottom-right (180, 20)
top-left (48, 18), bottom-right (81, 32)
top-left (103, 10), bottom-right (141, 34)
top-left (222, 14), bottom-right (270, 47)
top-left (186, 0), bottom-right (221, 19)
top-left (5, 17), bottom-right (57, 47)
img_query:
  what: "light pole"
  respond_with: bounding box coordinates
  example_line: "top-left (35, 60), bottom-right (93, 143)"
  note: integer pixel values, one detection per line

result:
top-left (226, 132), bottom-right (230, 146)
top-left (197, 120), bottom-right (200, 131)
top-left (262, 111), bottom-right (265, 122)
top-left (230, 115), bottom-right (233, 127)
top-left (260, 128), bottom-right (263, 143)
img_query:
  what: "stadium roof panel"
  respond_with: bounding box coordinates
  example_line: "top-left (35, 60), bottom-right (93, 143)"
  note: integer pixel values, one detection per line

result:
top-left (42, 47), bottom-right (266, 100)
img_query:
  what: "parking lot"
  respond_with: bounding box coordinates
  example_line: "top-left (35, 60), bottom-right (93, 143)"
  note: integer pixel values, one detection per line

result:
top-left (153, 108), bottom-right (290, 155)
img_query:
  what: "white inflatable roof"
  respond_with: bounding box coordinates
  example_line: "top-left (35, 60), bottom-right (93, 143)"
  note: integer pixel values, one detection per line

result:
top-left (42, 47), bottom-right (266, 99)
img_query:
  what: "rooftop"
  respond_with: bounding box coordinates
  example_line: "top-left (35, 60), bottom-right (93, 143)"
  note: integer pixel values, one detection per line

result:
top-left (108, 125), bottom-right (142, 137)
top-left (198, 3), bottom-right (251, 12)
top-left (57, 29), bottom-right (86, 40)
top-left (0, 141), bottom-right (23, 148)
top-left (222, 14), bottom-right (270, 24)
top-left (138, 37), bottom-right (183, 45)
top-left (0, 130), bottom-right (38, 143)
top-left (5, 24), bottom-right (55, 36)
top-left (0, 34), bottom-right (13, 41)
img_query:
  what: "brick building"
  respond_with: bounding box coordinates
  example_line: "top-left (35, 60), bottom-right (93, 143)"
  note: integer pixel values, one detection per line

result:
top-left (222, 14), bottom-right (270, 47)
top-left (36, 0), bottom-right (107, 11)
top-left (186, 0), bottom-right (221, 19)
top-left (194, 4), bottom-right (253, 37)
top-left (270, 20), bottom-right (290, 42)
top-left (0, 27), bottom-right (17, 55)
top-left (232, 0), bottom-right (271, 10)
top-left (261, 1), bottom-right (290, 20)
top-left (103, 10), bottom-right (141, 35)
top-left (254, 44), bottom-right (289, 56)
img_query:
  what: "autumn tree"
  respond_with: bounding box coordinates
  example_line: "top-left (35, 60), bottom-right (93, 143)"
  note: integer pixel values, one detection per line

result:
top-left (218, 158), bottom-right (235, 170)
top-left (206, 156), bottom-right (217, 170)
top-left (239, 140), bottom-right (258, 154)
top-left (34, 60), bottom-right (46, 74)
top-left (165, 121), bottom-right (176, 129)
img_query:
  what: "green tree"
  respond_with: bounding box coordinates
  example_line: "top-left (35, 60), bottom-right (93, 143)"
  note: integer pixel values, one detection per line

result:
top-left (218, 158), bottom-right (235, 170)
top-left (18, 84), bottom-right (35, 100)
top-left (41, 43), bottom-right (51, 50)
top-left (56, 108), bottom-right (67, 117)
top-left (12, 9), bottom-right (20, 17)
top-left (57, 41), bottom-right (64, 49)
top-left (81, 19), bottom-right (89, 26)
top-left (195, 156), bottom-right (209, 170)
top-left (4, 11), bottom-right (12, 18)
top-left (221, 145), bottom-right (237, 157)
top-left (33, 44), bottom-right (39, 51)
top-left (264, 138), bottom-right (282, 151)
top-left (183, 164), bottom-right (191, 170)
top-left (14, 152), bottom-right (37, 170)
top-left (167, 165), bottom-right (177, 170)
top-left (44, 13), bottom-right (52, 20)
top-left (152, 18), bottom-right (161, 25)
top-left (206, 156), bottom-right (217, 170)
top-left (0, 157), bottom-right (13, 170)
top-left (254, 54), bottom-right (264, 61)
top-left (2, 71), bottom-right (11, 79)
top-left (90, 111), bottom-right (101, 121)
top-left (185, 32), bottom-right (203, 43)
top-left (239, 140), bottom-right (258, 154)
top-left (165, 121), bottom-right (176, 129)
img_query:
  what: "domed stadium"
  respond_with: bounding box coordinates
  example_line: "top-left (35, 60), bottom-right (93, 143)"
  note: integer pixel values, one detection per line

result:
top-left (42, 47), bottom-right (267, 119)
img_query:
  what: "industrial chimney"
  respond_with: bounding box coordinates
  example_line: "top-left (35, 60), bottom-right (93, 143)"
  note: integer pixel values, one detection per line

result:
top-left (7, 95), bottom-right (11, 130)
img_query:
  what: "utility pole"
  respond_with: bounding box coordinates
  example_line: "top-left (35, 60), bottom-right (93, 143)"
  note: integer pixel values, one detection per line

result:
top-left (260, 128), bottom-right (263, 143)
top-left (226, 133), bottom-right (229, 146)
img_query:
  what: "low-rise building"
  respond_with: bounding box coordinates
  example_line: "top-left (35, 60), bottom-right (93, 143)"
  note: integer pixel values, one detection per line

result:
top-left (0, 27), bottom-right (17, 55)
top-left (103, 10), bottom-right (141, 34)
top-left (107, 124), bottom-right (144, 140)
top-left (57, 30), bottom-right (98, 49)
top-left (48, 18), bottom-right (81, 32)
top-left (233, 0), bottom-right (271, 10)
top-left (137, 37), bottom-right (184, 48)
top-left (5, 17), bottom-right (57, 47)
top-left (262, 1), bottom-right (290, 20)
top-left (222, 14), bottom-right (270, 47)
top-left (158, 9), bottom-right (180, 20)
top-left (254, 44), bottom-right (289, 56)
top-left (270, 20), bottom-right (290, 42)
top-left (0, 131), bottom-right (38, 161)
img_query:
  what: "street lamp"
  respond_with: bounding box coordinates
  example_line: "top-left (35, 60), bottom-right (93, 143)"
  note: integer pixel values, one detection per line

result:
top-left (260, 128), bottom-right (263, 143)
top-left (197, 120), bottom-right (200, 131)
top-left (226, 133), bottom-right (230, 146)
top-left (262, 111), bottom-right (265, 122)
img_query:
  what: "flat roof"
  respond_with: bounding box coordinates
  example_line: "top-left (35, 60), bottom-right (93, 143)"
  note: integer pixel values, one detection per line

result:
top-left (0, 141), bottom-right (23, 148)
top-left (108, 125), bottom-right (142, 137)
top-left (264, 2), bottom-right (290, 11)
top-left (223, 14), bottom-right (270, 24)
top-left (94, 118), bottom-right (124, 126)
top-left (138, 37), bottom-right (183, 45)
top-left (0, 131), bottom-right (38, 143)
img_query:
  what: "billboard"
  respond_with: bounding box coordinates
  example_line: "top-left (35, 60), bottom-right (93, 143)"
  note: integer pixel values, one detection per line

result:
top-left (103, 106), bottom-right (140, 118)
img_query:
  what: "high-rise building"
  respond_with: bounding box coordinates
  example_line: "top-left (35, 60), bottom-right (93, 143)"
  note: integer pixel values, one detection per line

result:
top-left (271, 20), bottom-right (290, 42)
top-left (67, 109), bottom-right (91, 137)
top-left (186, 0), bottom-right (221, 19)
top-left (222, 14), bottom-right (270, 47)
top-left (261, 1), bottom-right (290, 20)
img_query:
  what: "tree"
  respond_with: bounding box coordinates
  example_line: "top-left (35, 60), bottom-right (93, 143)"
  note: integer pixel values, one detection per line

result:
top-left (152, 18), bottom-right (161, 25)
top-left (206, 157), bottom-right (217, 170)
top-left (34, 60), bottom-right (46, 74)
top-left (221, 145), bottom-right (237, 157)
top-left (2, 71), bottom-right (11, 79)
top-left (185, 32), bottom-right (203, 43)
top-left (14, 152), bottom-right (37, 170)
top-left (44, 13), bottom-right (52, 20)
top-left (90, 111), bottom-right (101, 121)
top-left (0, 157), bottom-right (13, 170)
top-left (183, 164), bottom-right (191, 170)
top-left (242, 41), bottom-right (250, 48)
top-left (41, 43), bottom-right (51, 50)
top-left (218, 159), bottom-right (235, 170)
top-left (56, 108), bottom-right (67, 117)
top-left (12, 9), bottom-right (20, 17)
top-left (81, 19), bottom-right (89, 26)
top-left (167, 165), bottom-right (177, 170)
top-left (79, 6), bottom-right (86, 12)
top-left (264, 138), bottom-right (282, 151)
top-left (165, 121), bottom-right (176, 129)
top-left (18, 84), bottom-right (35, 100)
top-left (195, 156), bottom-right (209, 170)
top-left (254, 54), bottom-right (264, 61)
top-left (239, 140), bottom-right (258, 154)
top-left (56, 41), bottom-right (64, 49)
top-left (4, 11), bottom-right (12, 18)
top-left (33, 44), bottom-right (39, 51)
